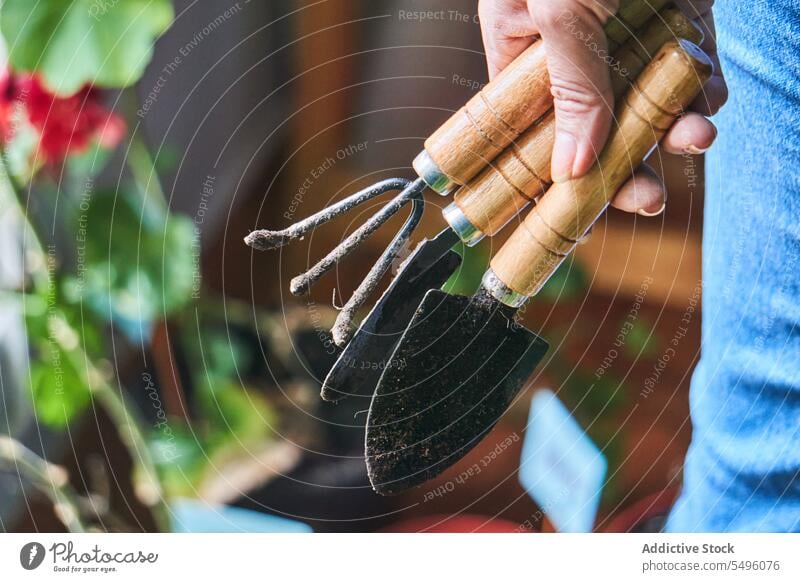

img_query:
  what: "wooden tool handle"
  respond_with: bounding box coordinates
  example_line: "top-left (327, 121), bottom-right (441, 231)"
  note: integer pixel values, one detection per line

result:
top-left (452, 6), bottom-right (701, 239)
top-left (418, 0), bottom-right (670, 191)
top-left (488, 40), bottom-right (712, 299)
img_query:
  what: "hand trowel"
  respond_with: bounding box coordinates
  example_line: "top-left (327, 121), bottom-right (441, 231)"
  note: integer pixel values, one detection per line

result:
top-left (365, 40), bottom-right (713, 495)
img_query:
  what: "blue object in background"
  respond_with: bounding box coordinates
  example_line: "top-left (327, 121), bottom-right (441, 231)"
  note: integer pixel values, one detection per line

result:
top-left (666, 0), bottom-right (800, 533)
top-left (171, 499), bottom-right (312, 533)
top-left (519, 390), bottom-right (607, 532)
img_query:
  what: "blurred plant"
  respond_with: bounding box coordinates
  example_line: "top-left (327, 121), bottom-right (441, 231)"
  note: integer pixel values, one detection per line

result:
top-left (0, 436), bottom-right (86, 532)
top-left (623, 315), bottom-right (658, 358)
top-left (150, 317), bottom-right (279, 499)
top-left (532, 258), bottom-right (655, 507)
top-left (0, 1), bottom-right (276, 532)
top-left (66, 186), bottom-right (196, 338)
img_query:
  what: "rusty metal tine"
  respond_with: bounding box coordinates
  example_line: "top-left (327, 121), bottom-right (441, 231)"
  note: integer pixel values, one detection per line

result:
top-left (244, 178), bottom-right (410, 251)
top-left (331, 189), bottom-right (426, 346)
top-left (289, 177), bottom-right (427, 295)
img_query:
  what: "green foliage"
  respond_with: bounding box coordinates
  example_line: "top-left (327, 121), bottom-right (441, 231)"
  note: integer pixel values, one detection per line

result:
top-left (65, 140), bottom-right (115, 189)
top-left (148, 382), bottom-right (277, 499)
top-left (65, 187), bottom-right (197, 338)
top-left (149, 374), bottom-right (278, 499)
top-left (438, 235), bottom-right (588, 299)
top-left (204, 381), bottom-right (276, 450)
top-left (152, 144), bottom-right (181, 174)
top-left (1, 0), bottom-right (173, 95)
top-left (624, 316), bottom-right (658, 358)
top-left (147, 322), bottom-right (277, 498)
top-left (28, 337), bottom-right (89, 427)
top-left (203, 331), bottom-right (252, 386)
top-left (191, 328), bottom-right (275, 449)
top-left (148, 425), bottom-right (205, 498)
top-left (441, 241), bottom-right (490, 296)
top-left (149, 376), bottom-right (278, 499)
top-left (537, 257), bottom-right (588, 302)
top-left (555, 357), bottom-right (625, 422)
top-left (24, 295), bottom-right (93, 428)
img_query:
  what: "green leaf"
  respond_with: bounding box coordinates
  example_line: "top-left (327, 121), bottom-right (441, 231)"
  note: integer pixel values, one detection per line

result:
top-left (537, 257), bottom-right (588, 302)
top-left (26, 309), bottom-right (92, 428)
top-left (148, 424), bottom-right (205, 498)
top-left (208, 384), bottom-right (276, 446)
top-left (152, 144), bottom-right (181, 174)
top-left (68, 188), bottom-right (197, 337)
top-left (624, 316), bottom-right (658, 358)
top-left (66, 138), bottom-right (115, 187)
top-left (441, 241), bottom-right (490, 296)
top-left (196, 382), bottom-right (277, 480)
top-left (1, 0), bottom-right (174, 95)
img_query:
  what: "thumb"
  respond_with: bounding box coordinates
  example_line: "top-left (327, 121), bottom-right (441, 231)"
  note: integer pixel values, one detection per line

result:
top-left (531, 1), bottom-right (617, 181)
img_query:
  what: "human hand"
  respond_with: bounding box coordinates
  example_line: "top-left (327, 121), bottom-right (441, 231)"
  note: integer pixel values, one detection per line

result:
top-left (478, 0), bottom-right (727, 215)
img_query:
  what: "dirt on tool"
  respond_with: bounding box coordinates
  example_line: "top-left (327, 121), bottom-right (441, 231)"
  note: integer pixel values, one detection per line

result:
top-left (322, 245), bottom-right (461, 402)
top-left (365, 288), bottom-right (548, 495)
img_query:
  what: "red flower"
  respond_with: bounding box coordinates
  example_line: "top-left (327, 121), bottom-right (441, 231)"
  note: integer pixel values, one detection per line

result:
top-left (0, 69), bottom-right (20, 142)
top-left (0, 70), bottom-right (126, 164)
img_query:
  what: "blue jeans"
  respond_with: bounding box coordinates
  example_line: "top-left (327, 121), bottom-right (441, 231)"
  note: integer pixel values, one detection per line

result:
top-left (666, 0), bottom-right (800, 531)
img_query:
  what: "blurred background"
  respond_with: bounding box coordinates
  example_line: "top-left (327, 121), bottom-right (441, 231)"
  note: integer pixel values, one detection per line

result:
top-left (0, 0), bottom-right (704, 532)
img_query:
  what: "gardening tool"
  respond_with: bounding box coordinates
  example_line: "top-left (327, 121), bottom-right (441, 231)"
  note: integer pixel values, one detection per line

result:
top-left (365, 40), bottom-right (713, 495)
top-left (320, 6), bottom-right (701, 402)
top-left (244, 0), bottom-right (668, 339)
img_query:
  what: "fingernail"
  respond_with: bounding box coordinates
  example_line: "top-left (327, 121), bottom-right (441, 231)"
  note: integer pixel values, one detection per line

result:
top-left (685, 125), bottom-right (716, 155)
top-left (551, 131), bottom-right (577, 183)
top-left (685, 144), bottom-right (709, 155)
top-left (637, 202), bottom-right (666, 217)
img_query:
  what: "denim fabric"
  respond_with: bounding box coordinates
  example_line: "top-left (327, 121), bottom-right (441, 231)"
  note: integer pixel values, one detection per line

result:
top-left (666, 1), bottom-right (800, 531)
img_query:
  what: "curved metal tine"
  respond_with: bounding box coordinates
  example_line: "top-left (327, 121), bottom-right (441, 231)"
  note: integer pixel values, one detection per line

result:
top-left (290, 177), bottom-right (427, 295)
top-left (244, 178), bottom-right (409, 251)
top-left (331, 189), bottom-right (425, 346)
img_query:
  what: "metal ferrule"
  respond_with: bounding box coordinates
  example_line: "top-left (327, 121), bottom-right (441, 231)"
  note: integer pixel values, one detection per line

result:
top-left (413, 150), bottom-right (456, 195)
top-left (481, 269), bottom-right (528, 309)
top-left (442, 203), bottom-right (485, 247)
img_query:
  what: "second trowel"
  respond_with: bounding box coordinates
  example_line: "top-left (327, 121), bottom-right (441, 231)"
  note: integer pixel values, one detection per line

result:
top-left (320, 7), bottom-right (702, 403)
top-left (366, 40), bottom-right (713, 495)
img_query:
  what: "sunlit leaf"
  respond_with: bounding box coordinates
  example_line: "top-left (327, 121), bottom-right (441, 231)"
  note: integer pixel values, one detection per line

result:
top-left (69, 188), bottom-right (197, 339)
top-left (441, 242), bottom-right (490, 296)
top-left (26, 309), bottom-right (91, 428)
top-left (149, 424), bottom-right (205, 498)
top-left (204, 332), bottom-right (251, 389)
top-left (1, 0), bottom-right (174, 95)
top-left (206, 383), bottom-right (276, 449)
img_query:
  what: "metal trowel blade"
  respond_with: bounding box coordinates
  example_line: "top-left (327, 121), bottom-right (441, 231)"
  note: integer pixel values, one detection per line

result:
top-left (320, 229), bottom-right (462, 402)
top-left (365, 288), bottom-right (549, 495)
